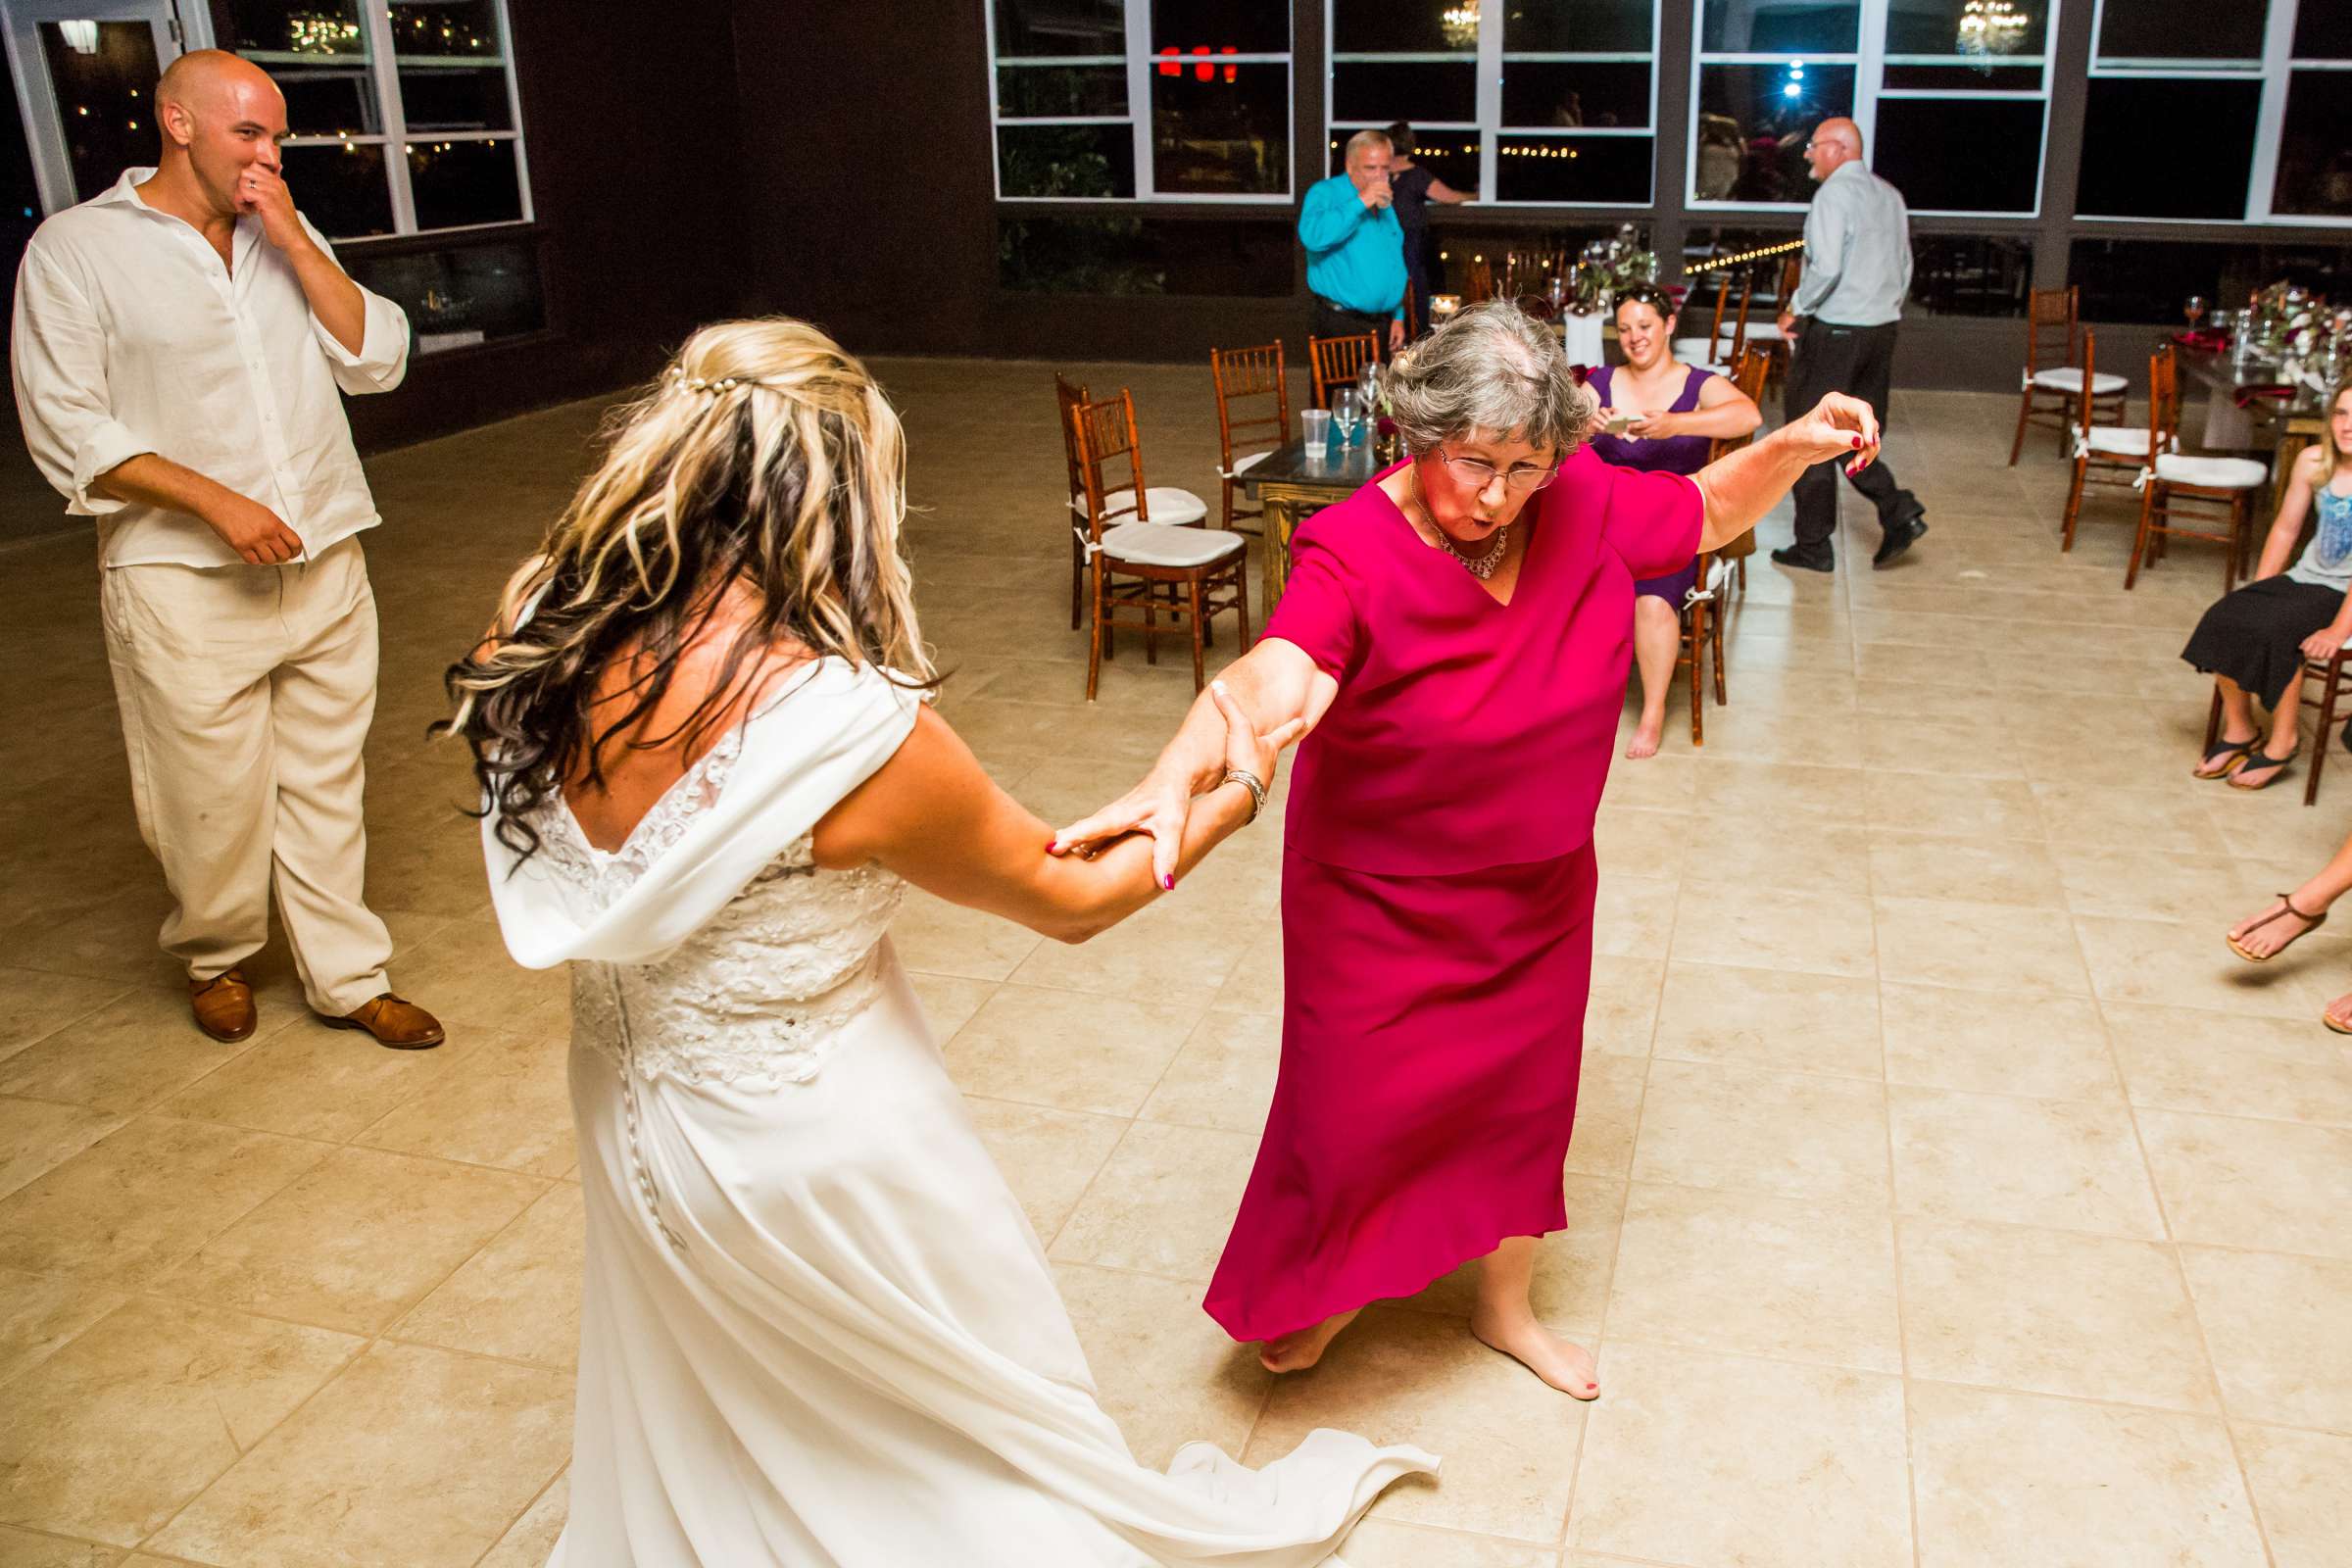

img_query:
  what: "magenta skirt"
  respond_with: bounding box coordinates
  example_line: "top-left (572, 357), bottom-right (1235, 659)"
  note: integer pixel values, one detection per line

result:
top-left (1202, 843), bottom-right (1596, 1343)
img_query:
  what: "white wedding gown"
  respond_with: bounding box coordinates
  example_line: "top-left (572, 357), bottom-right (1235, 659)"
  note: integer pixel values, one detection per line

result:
top-left (484, 658), bottom-right (1436, 1566)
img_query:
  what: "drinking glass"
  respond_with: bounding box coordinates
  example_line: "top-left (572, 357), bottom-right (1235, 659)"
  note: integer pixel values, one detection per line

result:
top-left (2184, 295), bottom-right (2207, 331)
top-left (1300, 408), bottom-right (1331, 463)
top-left (1331, 388), bottom-right (1361, 448)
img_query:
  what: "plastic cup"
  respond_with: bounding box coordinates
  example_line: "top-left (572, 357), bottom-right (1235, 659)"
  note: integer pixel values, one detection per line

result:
top-left (1300, 409), bottom-right (1331, 463)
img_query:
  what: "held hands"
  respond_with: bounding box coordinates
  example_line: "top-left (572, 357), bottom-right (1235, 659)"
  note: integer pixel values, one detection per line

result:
top-left (206, 492), bottom-right (304, 564)
top-left (2303, 626), bottom-right (2350, 662)
top-left (1785, 391), bottom-right (1883, 479)
top-left (235, 164), bottom-right (306, 253)
top-left (1048, 679), bottom-right (1306, 892)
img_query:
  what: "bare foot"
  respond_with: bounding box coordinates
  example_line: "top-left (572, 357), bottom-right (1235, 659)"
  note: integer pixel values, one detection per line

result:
top-left (2228, 896), bottom-right (2326, 960)
top-left (1259, 1308), bottom-right (1361, 1373)
top-left (1624, 715), bottom-right (1664, 760)
top-left (1470, 1306), bottom-right (1599, 1398)
top-left (2327, 992), bottom-right (2352, 1034)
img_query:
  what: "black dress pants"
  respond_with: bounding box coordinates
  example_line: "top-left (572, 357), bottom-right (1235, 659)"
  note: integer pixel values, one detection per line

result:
top-left (1787, 318), bottom-right (1923, 550)
top-left (1309, 298), bottom-right (1395, 364)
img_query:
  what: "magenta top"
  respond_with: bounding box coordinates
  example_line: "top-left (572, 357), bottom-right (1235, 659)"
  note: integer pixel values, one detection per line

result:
top-left (1264, 447), bottom-right (1702, 876)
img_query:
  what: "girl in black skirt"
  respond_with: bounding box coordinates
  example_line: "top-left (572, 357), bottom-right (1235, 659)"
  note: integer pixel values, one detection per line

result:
top-left (2183, 382), bottom-right (2352, 789)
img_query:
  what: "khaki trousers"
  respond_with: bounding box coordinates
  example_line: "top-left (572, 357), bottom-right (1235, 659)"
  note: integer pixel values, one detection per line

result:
top-left (98, 537), bottom-right (392, 1014)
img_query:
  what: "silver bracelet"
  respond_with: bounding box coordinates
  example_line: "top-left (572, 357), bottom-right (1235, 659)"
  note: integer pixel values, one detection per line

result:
top-left (1222, 767), bottom-right (1266, 824)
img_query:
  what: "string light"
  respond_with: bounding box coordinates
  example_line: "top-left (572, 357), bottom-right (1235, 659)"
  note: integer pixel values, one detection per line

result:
top-left (1696, 237), bottom-right (1806, 271)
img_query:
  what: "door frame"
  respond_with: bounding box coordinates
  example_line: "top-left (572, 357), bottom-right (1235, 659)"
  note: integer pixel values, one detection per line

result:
top-left (0, 0), bottom-right (211, 215)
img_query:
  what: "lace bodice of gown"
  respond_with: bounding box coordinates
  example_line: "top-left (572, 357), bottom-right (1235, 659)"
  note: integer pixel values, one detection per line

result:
top-left (530, 722), bottom-right (906, 1091)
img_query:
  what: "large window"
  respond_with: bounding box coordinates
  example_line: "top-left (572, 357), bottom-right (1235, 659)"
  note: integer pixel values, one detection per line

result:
top-left (989, 0), bottom-right (1295, 201)
top-left (2077, 0), bottom-right (2266, 221)
top-left (1690, 0), bottom-right (2053, 214)
top-left (1327, 0), bottom-right (1659, 208)
top-left (2273, 17), bottom-right (2352, 220)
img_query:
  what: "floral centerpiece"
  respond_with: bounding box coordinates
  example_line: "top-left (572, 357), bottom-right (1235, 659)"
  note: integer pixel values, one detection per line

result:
top-left (1568, 223), bottom-right (1658, 316)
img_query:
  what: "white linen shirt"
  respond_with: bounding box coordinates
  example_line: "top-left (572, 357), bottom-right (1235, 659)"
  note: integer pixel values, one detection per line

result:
top-left (11, 167), bottom-right (410, 569)
top-left (1789, 160), bottom-right (1913, 328)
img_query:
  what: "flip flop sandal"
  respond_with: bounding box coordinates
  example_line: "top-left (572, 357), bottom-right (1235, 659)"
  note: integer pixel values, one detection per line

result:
top-left (2194, 735), bottom-right (2259, 778)
top-left (2226, 893), bottom-right (2329, 962)
top-left (2227, 746), bottom-right (2300, 790)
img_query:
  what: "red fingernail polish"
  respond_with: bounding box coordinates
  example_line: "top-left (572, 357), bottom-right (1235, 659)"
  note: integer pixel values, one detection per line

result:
top-left (1162, 874), bottom-right (1175, 891)
top-left (1047, 840), bottom-right (1059, 853)
top-left (1850, 435), bottom-right (1863, 449)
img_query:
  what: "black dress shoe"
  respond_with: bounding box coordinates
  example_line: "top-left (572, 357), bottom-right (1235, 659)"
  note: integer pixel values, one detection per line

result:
top-left (1770, 543), bottom-right (1836, 573)
top-left (1873, 513), bottom-right (1928, 568)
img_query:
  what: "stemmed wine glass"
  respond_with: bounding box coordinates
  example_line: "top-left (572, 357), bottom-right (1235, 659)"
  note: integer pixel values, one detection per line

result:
top-left (2184, 295), bottom-right (2208, 333)
top-left (1330, 387), bottom-right (1362, 449)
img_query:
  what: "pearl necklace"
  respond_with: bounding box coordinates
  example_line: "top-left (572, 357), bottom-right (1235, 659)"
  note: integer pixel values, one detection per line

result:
top-left (1411, 470), bottom-right (1510, 579)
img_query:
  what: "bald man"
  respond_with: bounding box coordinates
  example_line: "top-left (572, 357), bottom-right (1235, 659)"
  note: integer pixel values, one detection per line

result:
top-left (1769, 117), bottom-right (1927, 573)
top-left (11, 50), bottom-right (444, 1049)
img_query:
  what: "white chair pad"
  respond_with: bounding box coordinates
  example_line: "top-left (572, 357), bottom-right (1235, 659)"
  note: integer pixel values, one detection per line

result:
top-left (1670, 337), bottom-right (1719, 363)
top-left (1740, 322), bottom-right (1787, 342)
top-left (1100, 520), bottom-right (1247, 569)
top-left (1072, 485), bottom-right (1210, 526)
top-left (2031, 368), bottom-right (2127, 395)
top-left (1219, 450), bottom-right (1270, 479)
top-left (2154, 453), bottom-right (2268, 489)
top-left (2080, 425), bottom-right (2155, 458)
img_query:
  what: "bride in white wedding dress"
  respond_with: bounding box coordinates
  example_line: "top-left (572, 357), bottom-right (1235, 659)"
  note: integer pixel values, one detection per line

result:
top-left (441, 319), bottom-right (1434, 1566)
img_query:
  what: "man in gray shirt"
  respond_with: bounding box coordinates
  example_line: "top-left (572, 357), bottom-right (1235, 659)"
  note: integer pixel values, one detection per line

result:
top-left (1769, 118), bottom-right (1928, 572)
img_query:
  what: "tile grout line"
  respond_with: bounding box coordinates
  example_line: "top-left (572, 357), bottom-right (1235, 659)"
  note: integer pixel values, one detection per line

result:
top-left (2086, 981), bottom-right (2287, 1568)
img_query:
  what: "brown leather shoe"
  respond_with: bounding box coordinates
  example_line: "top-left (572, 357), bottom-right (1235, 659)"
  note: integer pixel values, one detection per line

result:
top-left (189, 968), bottom-right (257, 1043)
top-left (323, 994), bottom-right (446, 1051)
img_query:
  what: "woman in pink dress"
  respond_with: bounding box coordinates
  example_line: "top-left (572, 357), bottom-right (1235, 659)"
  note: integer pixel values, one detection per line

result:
top-left (1054, 303), bottom-right (1882, 1397)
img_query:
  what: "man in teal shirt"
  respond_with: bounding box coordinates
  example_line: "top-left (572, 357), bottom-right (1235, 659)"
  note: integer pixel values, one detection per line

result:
top-left (1299, 128), bottom-right (1407, 357)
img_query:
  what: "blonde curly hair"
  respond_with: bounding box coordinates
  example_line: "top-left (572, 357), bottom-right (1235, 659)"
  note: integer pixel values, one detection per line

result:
top-left (441, 317), bottom-right (934, 861)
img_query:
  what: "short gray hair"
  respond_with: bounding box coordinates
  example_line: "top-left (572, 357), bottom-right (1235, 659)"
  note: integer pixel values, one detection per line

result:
top-left (1385, 301), bottom-right (1595, 460)
top-left (1344, 128), bottom-right (1392, 163)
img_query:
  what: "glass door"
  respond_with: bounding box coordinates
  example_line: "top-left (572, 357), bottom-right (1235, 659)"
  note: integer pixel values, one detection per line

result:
top-left (0, 0), bottom-right (187, 214)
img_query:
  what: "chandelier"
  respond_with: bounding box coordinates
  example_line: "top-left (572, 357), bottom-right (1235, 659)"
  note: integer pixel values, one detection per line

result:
top-left (1957, 0), bottom-right (2030, 57)
top-left (1441, 0), bottom-right (1479, 50)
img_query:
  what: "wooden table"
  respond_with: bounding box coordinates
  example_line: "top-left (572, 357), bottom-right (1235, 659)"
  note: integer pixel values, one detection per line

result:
top-left (2177, 346), bottom-right (2332, 515)
top-left (1242, 436), bottom-right (1383, 602)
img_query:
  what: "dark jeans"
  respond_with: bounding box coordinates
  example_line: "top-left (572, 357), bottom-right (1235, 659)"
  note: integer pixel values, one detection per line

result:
top-left (1787, 318), bottom-right (1923, 550)
top-left (1309, 297), bottom-right (1395, 361)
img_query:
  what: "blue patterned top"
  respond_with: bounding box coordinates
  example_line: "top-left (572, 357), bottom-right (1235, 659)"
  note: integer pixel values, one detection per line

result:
top-left (2288, 479), bottom-right (2352, 594)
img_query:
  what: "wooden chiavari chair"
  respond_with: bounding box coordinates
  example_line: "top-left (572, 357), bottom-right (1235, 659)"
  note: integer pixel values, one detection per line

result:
top-left (2010, 284), bottom-right (2127, 466)
top-left (1307, 331), bottom-right (1379, 410)
top-left (2126, 345), bottom-right (2269, 592)
top-left (2059, 332), bottom-right (2158, 555)
top-left (1209, 341), bottom-right (1291, 534)
top-left (1070, 391), bottom-right (1251, 700)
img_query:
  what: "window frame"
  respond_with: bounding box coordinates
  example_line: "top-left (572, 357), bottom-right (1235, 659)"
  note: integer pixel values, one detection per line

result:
top-left (987, 0), bottom-right (1298, 205)
top-left (236, 0), bottom-right (533, 239)
top-left (2082, 0), bottom-right (2350, 227)
top-left (1324, 0), bottom-right (1664, 210)
top-left (1688, 0), bottom-right (2060, 219)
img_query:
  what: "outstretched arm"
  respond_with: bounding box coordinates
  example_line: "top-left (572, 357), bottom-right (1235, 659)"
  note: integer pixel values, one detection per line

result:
top-left (1049, 638), bottom-right (1338, 888)
top-left (815, 685), bottom-right (1303, 943)
top-left (1691, 391), bottom-right (1882, 552)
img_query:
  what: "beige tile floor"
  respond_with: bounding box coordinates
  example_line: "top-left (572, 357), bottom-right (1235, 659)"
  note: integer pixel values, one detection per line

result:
top-left (1, 359), bottom-right (2349, 1567)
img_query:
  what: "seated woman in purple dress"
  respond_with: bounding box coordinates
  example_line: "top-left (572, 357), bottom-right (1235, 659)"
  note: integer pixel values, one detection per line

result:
top-left (1588, 284), bottom-right (1762, 758)
top-left (1050, 304), bottom-right (1880, 1398)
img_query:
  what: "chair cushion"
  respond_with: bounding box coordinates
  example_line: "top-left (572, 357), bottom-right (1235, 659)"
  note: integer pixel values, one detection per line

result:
top-left (2030, 368), bottom-right (2128, 395)
top-left (1670, 337), bottom-right (1718, 364)
top-left (1100, 520), bottom-right (1247, 569)
top-left (1740, 322), bottom-right (1787, 342)
top-left (1072, 485), bottom-right (1210, 526)
top-left (1220, 450), bottom-right (1270, 479)
top-left (2078, 425), bottom-right (2155, 458)
top-left (2154, 453), bottom-right (2268, 489)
